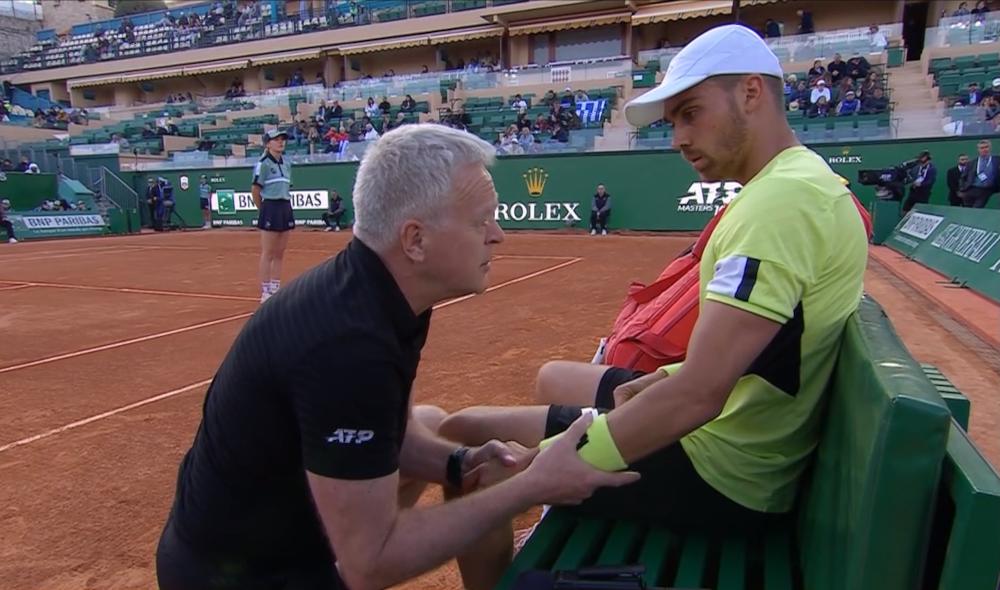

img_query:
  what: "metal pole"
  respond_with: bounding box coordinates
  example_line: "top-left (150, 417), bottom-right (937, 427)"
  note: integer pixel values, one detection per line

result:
top-left (732, 0), bottom-right (741, 23)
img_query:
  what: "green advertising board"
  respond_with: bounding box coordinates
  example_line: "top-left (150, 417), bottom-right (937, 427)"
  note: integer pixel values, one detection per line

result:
top-left (886, 204), bottom-right (1000, 303)
top-left (4, 212), bottom-right (109, 240)
top-left (122, 134), bottom-right (1000, 232)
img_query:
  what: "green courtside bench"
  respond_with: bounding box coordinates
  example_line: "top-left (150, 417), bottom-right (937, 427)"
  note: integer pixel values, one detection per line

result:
top-left (496, 296), bottom-right (1000, 590)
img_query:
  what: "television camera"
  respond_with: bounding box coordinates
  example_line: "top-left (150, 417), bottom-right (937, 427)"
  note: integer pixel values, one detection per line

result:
top-left (857, 158), bottom-right (922, 201)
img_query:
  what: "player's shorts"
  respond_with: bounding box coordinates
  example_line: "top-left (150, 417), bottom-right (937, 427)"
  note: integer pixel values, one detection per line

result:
top-left (257, 199), bottom-right (295, 232)
top-left (544, 367), bottom-right (781, 533)
top-left (156, 518), bottom-right (347, 590)
top-left (199, 197), bottom-right (210, 210)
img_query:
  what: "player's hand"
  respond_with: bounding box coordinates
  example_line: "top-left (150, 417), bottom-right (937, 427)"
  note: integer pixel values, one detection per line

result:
top-left (612, 370), bottom-right (668, 408)
top-left (522, 413), bottom-right (640, 506)
top-left (463, 441), bottom-right (536, 491)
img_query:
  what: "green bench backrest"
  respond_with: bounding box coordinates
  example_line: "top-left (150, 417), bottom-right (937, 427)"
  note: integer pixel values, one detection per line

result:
top-left (797, 296), bottom-right (952, 590)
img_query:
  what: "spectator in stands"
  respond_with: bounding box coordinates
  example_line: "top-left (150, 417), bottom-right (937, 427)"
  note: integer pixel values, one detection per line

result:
top-left (797, 9), bottom-right (814, 34)
top-left (550, 122), bottom-right (569, 143)
top-left (511, 94), bottom-right (527, 114)
top-left (401, 95), bottom-right (416, 112)
top-left (324, 125), bottom-right (349, 154)
top-left (859, 72), bottom-right (880, 98)
top-left (289, 69), bottom-right (306, 87)
top-left (836, 91), bottom-right (861, 116)
top-left (807, 59), bottom-right (826, 84)
top-left (517, 127), bottom-right (534, 151)
top-left (903, 151), bottom-right (936, 213)
top-left (764, 18), bottom-right (781, 38)
top-left (837, 77), bottom-right (856, 102)
top-left (316, 72), bottom-right (326, 87)
top-left (15, 156), bottom-right (31, 173)
top-left (828, 54), bottom-right (847, 85)
top-left (532, 114), bottom-right (549, 133)
top-left (960, 139), bottom-right (999, 207)
top-left (861, 87), bottom-right (888, 114)
top-left (789, 80), bottom-right (810, 108)
top-left (378, 96), bottom-right (392, 115)
top-left (560, 88), bottom-right (576, 110)
top-left (973, 0), bottom-right (990, 17)
top-left (846, 54), bottom-right (871, 82)
top-left (329, 100), bottom-right (343, 119)
top-left (365, 97), bottom-right (380, 119)
top-left (574, 89), bottom-right (590, 103)
top-left (961, 82), bottom-right (984, 106)
top-left (322, 190), bottom-right (346, 231)
top-left (954, 2), bottom-right (970, 16)
top-left (947, 154), bottom-right (970, 206)
top-left (809, 96), bottom-right (831, 118)
top-left (589, 184), bottom-right (611, 236)
top-left (110, 133), bottom-right (129, 148)
top-left (364, 123), bottom-right (380, 141)
top-left (810, 79), bottom-right (831, 105)
top-left (981, 96), bottom-right (1000, 126)
top-left (869, 25), bottom-right (888, 50)
top-left (0, 159), bottom-right (12, 172)
top-left (541, 90), bottom-right (557, 106)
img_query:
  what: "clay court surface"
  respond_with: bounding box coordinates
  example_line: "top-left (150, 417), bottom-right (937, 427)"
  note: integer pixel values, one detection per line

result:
top-left (1, 229), bottom-right (997, 590)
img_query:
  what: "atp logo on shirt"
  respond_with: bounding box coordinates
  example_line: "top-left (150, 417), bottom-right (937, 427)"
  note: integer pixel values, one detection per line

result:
top-left (325, 429), bottom-right (375, 444)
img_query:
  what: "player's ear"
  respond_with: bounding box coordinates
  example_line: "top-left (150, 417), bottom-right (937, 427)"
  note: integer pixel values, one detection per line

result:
top-left (399, 219), bottom-right (426, 263)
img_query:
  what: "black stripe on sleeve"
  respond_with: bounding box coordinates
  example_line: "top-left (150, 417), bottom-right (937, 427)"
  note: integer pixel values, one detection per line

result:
top-left (734, 257), bottom-right (761, 302)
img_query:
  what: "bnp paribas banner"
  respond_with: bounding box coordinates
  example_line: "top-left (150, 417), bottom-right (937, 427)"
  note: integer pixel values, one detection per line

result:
top-left (7, 213), bottom-right (108, 239)
top-left (886, 204), bottom-right (1000, 303)
top-left (211, 189), bottom-right (331, 227)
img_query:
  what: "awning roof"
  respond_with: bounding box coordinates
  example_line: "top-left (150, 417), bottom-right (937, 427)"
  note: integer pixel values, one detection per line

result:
top-left (508, 12), bottom-right (631, 36)
top-left (632, 0), bottom-right (781, 26)
top-left (339, 34), bottom-right (429, 55)
top-left (429, 26), bottom-right (505, 45)
top-left (185, 59), bottom-right (251, 76)
top-left (251, 49), bottom-right (323, 66)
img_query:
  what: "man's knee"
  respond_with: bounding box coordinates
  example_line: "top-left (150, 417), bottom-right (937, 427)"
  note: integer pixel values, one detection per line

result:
top-left (413, 404), bottom-right (447, 433)
top-left (535, 360), bottom-right (573, 403)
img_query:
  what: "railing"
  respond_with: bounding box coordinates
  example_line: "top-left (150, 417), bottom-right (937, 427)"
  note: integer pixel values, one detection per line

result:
top-left (0, 0), bottom-right (42, 20)
top-left (639, 24), bottom-right (900, 72)
top-left (925, 13), bottom-right (1000, 49)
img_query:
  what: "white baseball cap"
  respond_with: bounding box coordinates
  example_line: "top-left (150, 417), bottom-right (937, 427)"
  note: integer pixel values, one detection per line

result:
top-left (624, 24), bottom-right (784, 127)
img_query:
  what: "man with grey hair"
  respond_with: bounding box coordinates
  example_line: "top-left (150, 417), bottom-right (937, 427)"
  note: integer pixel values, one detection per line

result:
top-left (155, 124), bottom-right (638, 590)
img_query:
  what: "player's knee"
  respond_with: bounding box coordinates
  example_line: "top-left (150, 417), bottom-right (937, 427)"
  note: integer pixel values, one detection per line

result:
top-left (535, 360), bottom-right (571, 403)
top-left (438, 407), bottom-right (488, 444)
top-left (412, 404), bottom-right (447, 433)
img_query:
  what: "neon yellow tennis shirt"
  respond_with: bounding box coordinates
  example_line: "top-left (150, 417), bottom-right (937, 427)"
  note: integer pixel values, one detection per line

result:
top-left (673, 145), bottom-right (868, 513)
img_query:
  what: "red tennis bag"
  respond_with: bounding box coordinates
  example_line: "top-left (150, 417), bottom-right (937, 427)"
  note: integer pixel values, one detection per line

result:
top-left (602, 194), bottom-right (872, 373)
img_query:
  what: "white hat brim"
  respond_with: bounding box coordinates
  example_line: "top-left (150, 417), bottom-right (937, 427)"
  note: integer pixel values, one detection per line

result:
top-left (624, 74), bottom-right (709, 127)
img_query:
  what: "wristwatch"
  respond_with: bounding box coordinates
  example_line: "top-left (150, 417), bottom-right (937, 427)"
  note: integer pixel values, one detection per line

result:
top-left (446, 446), bottom-right (470, 489)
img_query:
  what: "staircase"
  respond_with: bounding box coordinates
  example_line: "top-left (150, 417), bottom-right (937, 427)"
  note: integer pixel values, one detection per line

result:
top-left (889, 61), bottom-right (947, 139)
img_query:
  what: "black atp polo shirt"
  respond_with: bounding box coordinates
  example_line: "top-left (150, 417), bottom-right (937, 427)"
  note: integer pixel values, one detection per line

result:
top-left (166, 238), bottom-right (431, 580)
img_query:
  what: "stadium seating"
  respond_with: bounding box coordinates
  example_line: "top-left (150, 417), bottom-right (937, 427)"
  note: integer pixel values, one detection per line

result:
top-left (495, 295), bottom-right (1000, 590)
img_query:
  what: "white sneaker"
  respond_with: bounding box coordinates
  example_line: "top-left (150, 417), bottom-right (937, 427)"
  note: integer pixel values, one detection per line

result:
top-left (202, 223), bottom-right (211, 229)
top-left (590, 229), bottom-right (596, 235)
top-left (8, 238), bottom-right (17, 243)
top-left (325, 227), bottom-right (334, 232)
top-left (601, 229), bottom-right (608, 236)
top-left (335, 226), bottom-right (341, 232)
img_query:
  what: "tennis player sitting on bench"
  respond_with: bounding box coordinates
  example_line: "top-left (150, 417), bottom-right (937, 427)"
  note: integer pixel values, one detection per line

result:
top-left (439, 23), bottom-right (868, 549)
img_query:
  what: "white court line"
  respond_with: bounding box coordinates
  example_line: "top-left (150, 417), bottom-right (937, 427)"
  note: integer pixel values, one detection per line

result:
top-left (0, 312), bottom-right (253, 375)
top-left (0, 257), bottom-right (584, 453)
top-left (0, 283), bottom-right (32, 292)
top-left (0, 245), bottom-right (134, 264)
top-left (14, 281), bottom-right (258, 302)
top-left (0, 379), bottom-right (213, 454)
top-left (493, 254), bottom-right (580, 261)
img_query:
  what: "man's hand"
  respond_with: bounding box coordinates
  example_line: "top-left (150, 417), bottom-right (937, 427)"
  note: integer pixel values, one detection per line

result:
top-left (521, 413), bottom-right (640, 506)
top-left (463, 442), bottom-right (536, 490)
top-left (613, 370), bottom-right (668, 408)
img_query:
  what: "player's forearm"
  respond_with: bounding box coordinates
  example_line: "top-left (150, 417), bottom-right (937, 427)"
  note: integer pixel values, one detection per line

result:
top-left (606, 368), bottom-right (727, 464)
top-left (348, 475), bottom-right (535, 590)
top-left (398, 417), bottom-right (456, 485)
top-left (251, 185), bottom-right (262, 207)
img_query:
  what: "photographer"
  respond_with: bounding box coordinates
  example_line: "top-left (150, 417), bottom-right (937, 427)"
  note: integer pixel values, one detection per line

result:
top-left (903, 151), bottom-right (936, 213)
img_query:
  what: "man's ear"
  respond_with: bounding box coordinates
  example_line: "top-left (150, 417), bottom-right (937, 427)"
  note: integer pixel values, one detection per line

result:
top-left (400, 219), bottom-right (426, 263)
